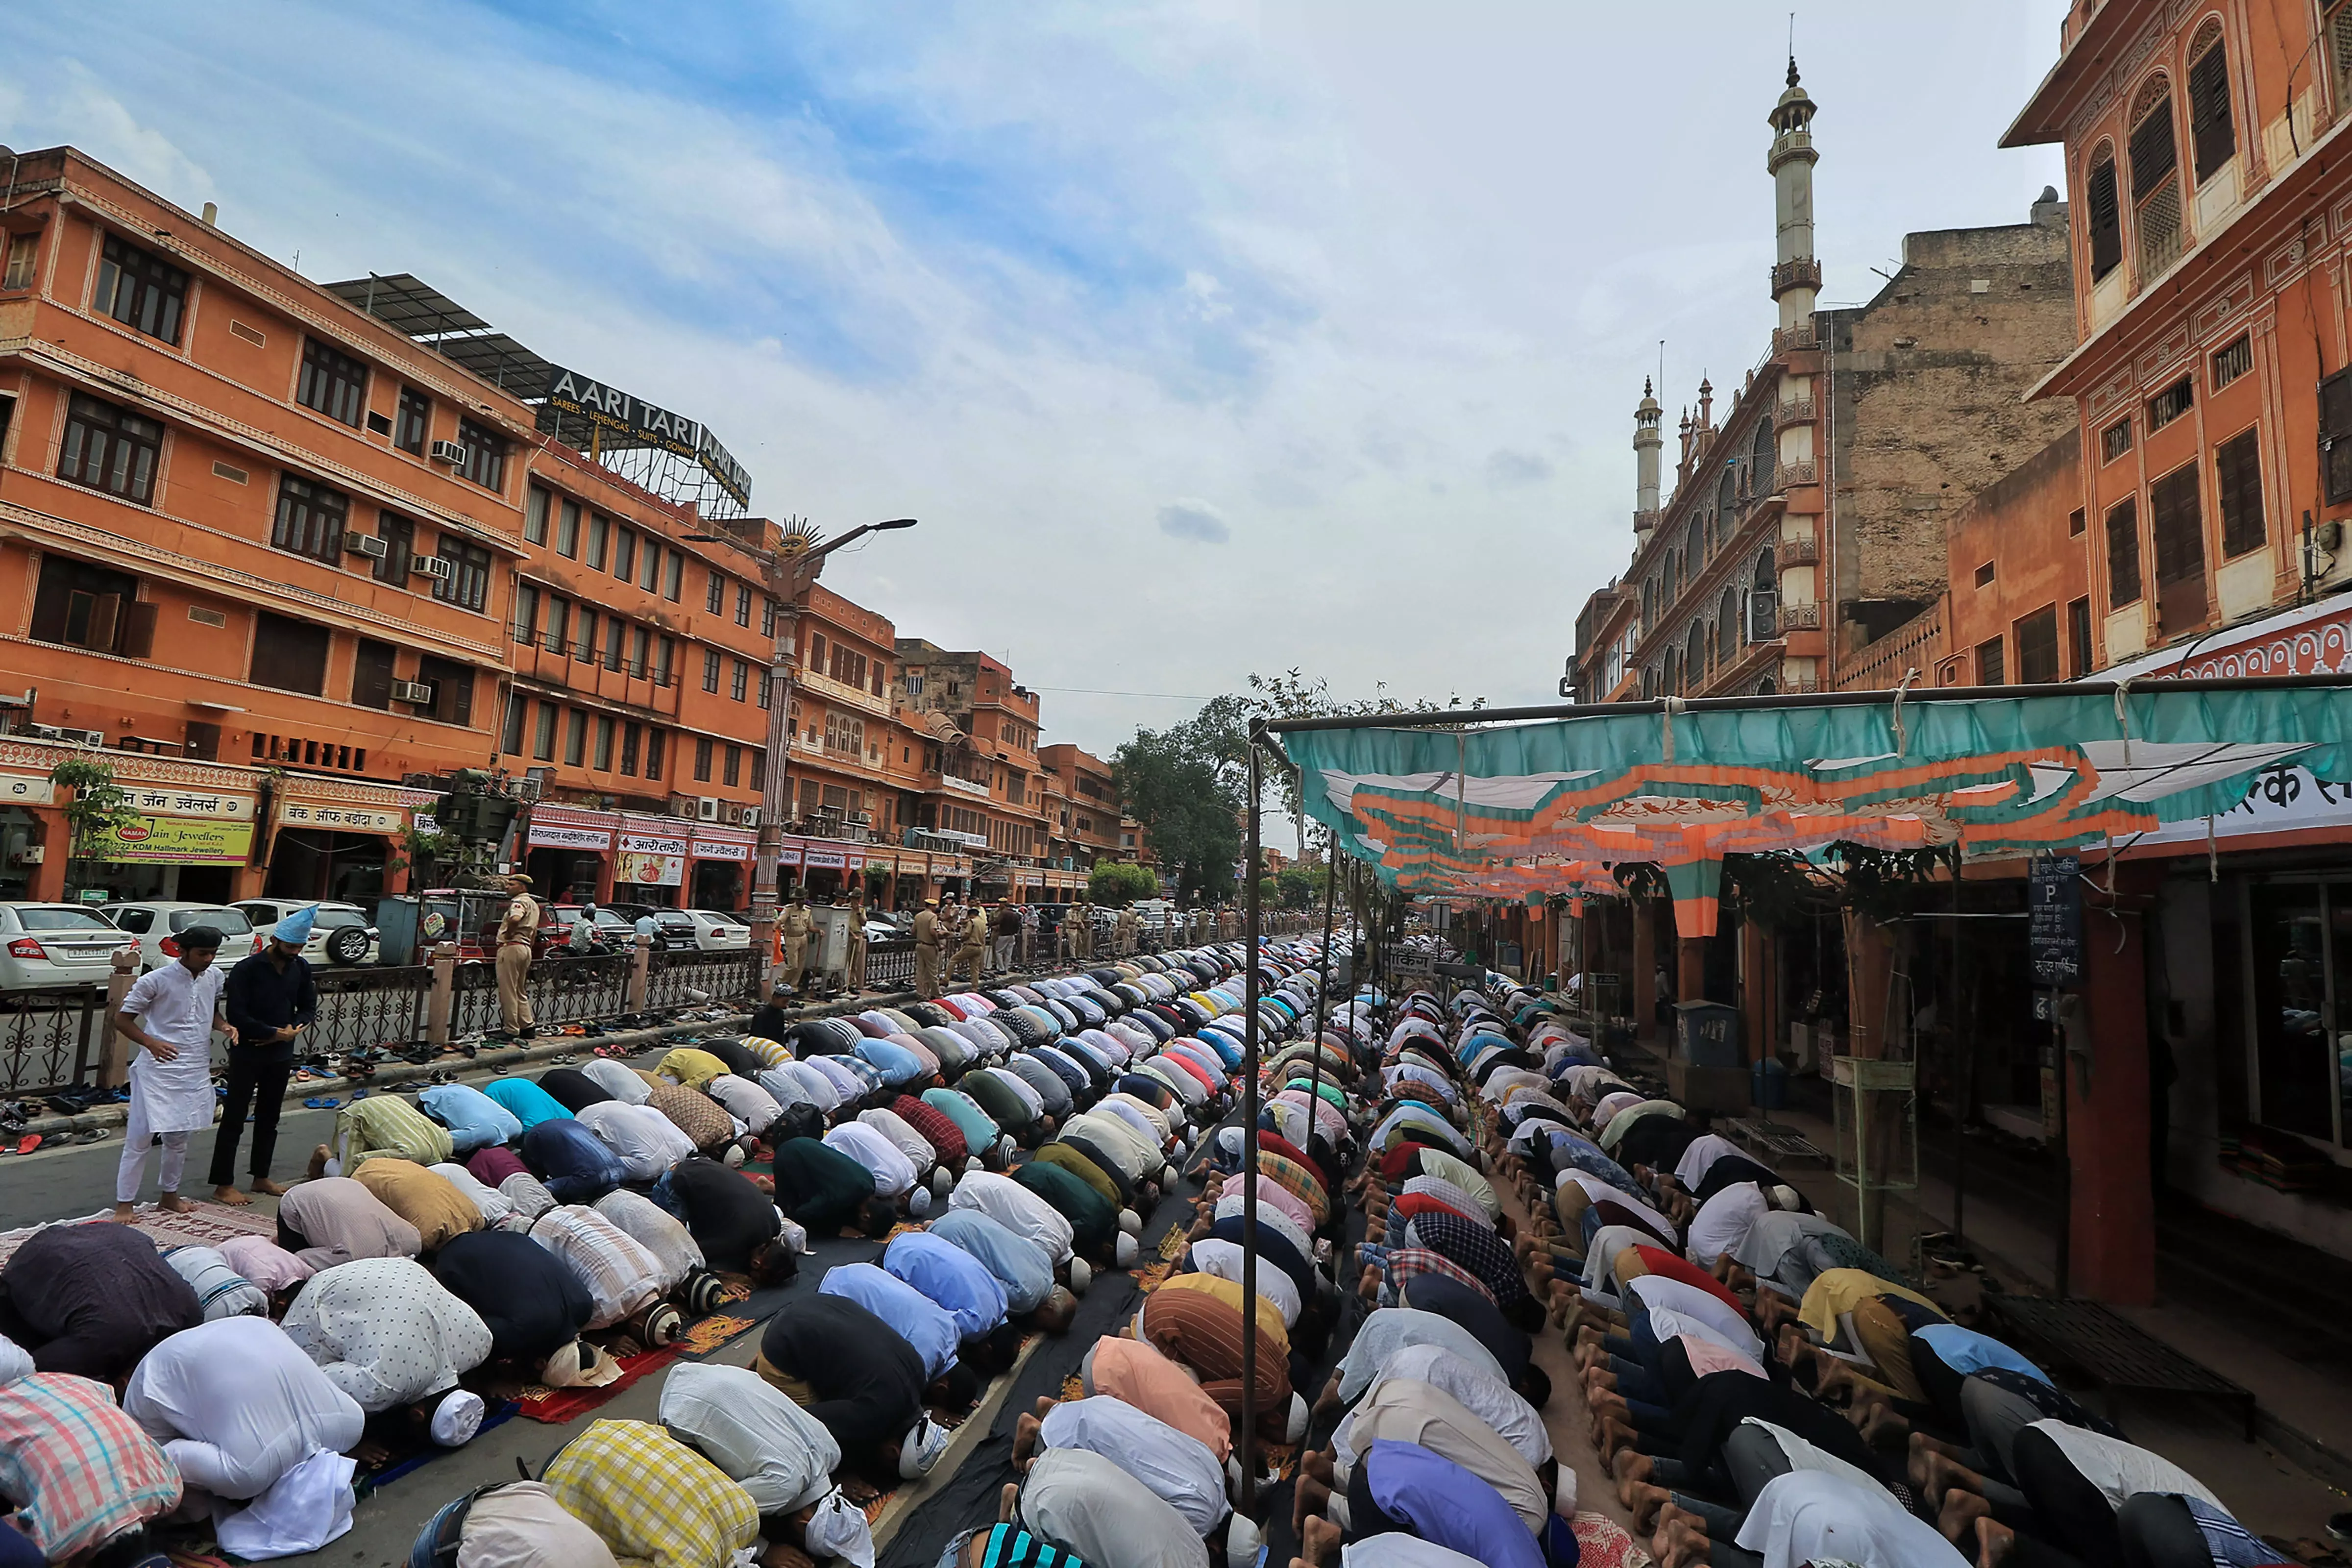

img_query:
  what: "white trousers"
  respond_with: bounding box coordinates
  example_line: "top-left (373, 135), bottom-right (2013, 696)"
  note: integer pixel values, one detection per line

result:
top-left (118, 1100), bottom-right (191, 1202)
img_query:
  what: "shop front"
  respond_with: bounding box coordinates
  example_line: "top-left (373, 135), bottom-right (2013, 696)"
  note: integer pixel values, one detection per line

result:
top-left (795, 841), bottom-right (863, 901)
top-left (688, 823), bottom-right (753, 912)
top-left (612, 819), bottom-right (691, 909)
top-left (524, 805), bottom-right (618, 904)
top-left (78, 794), bottom-right (254, 904)
top-left (265, 785), bottom-right (430, 905)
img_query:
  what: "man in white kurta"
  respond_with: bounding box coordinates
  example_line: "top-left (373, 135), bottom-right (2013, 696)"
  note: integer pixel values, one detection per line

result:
top-left (122, 1315), bottom-right (364, 1500)
top-left (112, 926), bottom-right (234, 1217)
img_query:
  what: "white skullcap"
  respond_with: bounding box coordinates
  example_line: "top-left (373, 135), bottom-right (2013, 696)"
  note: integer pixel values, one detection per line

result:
top-left (1118, 1208), bottom-right (1143, 1238)
top-left (899, 1415), bottom-right (950, 1478)
top-left (1068, 1258), bottom-right (1093, 1295)
top-left (1554, 1465), bottom-right (1580, 1515)
top-left (1770, 1184), bottom-right (1802, 1211)
top-left (1225, 1513), bottom-right (1262, 1562)
top-left (965, 1156), bottom-right (984, 1174)
top-left (1283, 1391), bottom-right (1308, 1443)
top-left (933, 1166), bottom-right (954, 1199)
top-left (723, 1143), bottom-right (746, 1168)
top-left (1161, 1164), bottom-right (1178, 1189)
top-left (431, 1388), bottom-right (485, 1446)
top-left (1115, 1231), bottom-right (1140, 1268)
top-left (909, 1186), bottom-right (933, 1219)
top-left (805, 1488), bottom-right (874, 1564)
top-left (996, 1135), bottom-right (1018, 1162)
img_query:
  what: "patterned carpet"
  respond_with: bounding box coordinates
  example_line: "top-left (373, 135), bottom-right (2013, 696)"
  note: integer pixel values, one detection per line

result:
top-left (0, 1199), bottom-right (279, 1265)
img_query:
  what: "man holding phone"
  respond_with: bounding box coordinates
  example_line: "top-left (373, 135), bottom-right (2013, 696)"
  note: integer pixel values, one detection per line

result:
top-left (213, 904), bottom-right (320, 1205)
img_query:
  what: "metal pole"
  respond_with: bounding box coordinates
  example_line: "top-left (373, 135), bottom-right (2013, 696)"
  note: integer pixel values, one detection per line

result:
top-left (1238, 736), bottom-right (1264, 1510)
top-left (1950, 849), bottom-right (1967, 1246)
top-left (1307, 845), bottom-right (1340, 1158)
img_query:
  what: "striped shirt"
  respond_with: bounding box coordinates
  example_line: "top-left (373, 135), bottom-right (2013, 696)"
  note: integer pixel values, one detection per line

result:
top-left (1139, 1274), bottom-right (1290, 1427)
top-left (0, 1373), bottom-right (181, 1559)
top-left (541, 1418), bottom-right (760, 1568)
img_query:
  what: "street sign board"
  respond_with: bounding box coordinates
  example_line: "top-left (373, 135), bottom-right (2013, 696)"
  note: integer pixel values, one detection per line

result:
top-left (2028, 853), bottom-right (2082, 986)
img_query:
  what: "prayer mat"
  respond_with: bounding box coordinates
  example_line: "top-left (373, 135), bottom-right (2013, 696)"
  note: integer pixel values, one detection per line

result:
top-left (353, 1398), bottom-right (520, 1495)
top-left (1572, 1510), bottom-right (1653, 1568)
top-left (0, 1200), bottom-right (278, 1266)
top-left (515, 1343), bottom-right (681, 1423)
top-left (674, 1312), bottom-right (759, 1358)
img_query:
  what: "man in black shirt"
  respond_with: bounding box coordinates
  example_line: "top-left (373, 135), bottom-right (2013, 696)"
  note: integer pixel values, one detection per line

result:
top-left (757, 1295), bottom-right (943, 1483)
top-left (214, 907), bottom-right (318, 1204)
top-left (664, 1155), bottom-right (791, 1284)
top-left (433, 1228), bottom-right (593, 1371)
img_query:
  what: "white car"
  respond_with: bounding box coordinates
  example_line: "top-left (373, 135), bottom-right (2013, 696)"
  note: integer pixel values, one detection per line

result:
top-left (99, 902), bottom-right (259, 973)
top-left (0, 903), bottom-right (129, 990)
top-left (684, 909), bottom-right (752, 952)
top-left (232, 899), bottom-right (380, 966)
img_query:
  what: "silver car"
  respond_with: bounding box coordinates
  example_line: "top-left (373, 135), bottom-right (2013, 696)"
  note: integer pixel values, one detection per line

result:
top-left (99, 902), bottom-right (259, 973)
top-left (0, 903), bottom-right (128, 989)
top-left (232, 899), bottom-right (380, 965)
top-left (683, 909), bottom-right (752, 951)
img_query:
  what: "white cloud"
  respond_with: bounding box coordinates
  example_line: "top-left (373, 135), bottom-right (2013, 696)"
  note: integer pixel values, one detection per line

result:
top-left (1158, 499), bottom-right (1232, 544)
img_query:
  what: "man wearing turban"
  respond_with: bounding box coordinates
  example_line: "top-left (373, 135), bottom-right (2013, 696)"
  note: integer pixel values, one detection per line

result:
top-left (215, 903), bottom-right (319, 1205)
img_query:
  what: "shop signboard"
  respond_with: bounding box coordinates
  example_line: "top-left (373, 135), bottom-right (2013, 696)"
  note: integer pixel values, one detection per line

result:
top-left (528, 808), bottom-right (616, 851)
top-left (122, 786), bottom-right (253, 820)
top-left (690, 834), bottom-right (751, 861)
top-left (86, 815), bottom-right (255, 865)
top-left (2028, 853), bottom-right (2082, 986)
top-left (279, 800), bottom-right (404, 834)
top-left (0, 774), bottom-right (56, 806)
top-left (803, 845), bottom-right (849, 871)
top-left (616, 829), bottom-right (689, 887)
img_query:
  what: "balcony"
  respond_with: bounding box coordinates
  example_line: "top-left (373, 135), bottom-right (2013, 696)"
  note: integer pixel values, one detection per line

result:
top-left (1770, 323), bottom-right (1820, 357)
top-left (1633, 509), bottom-right (1659, 534)
top-left (1778, 601), bottom-right (1823, 631)
top-left (1775, 395), bottom-right (1815, 424)
top-left (939, 774), bottom-right (992, 800)
top-left (797, 665), bottom-right (891, 720)
top-left (514, 639), bottom-right (678, 717)
top-left (1778, 536), bottom-right (1818, 567)
top-left (1771, 460), bottom-right (1818, 494)
top-left (1769, 258), bottom-right (1823, 298)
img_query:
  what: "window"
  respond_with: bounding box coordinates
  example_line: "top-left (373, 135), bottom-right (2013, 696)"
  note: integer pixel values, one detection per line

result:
top-left (416, 656), bottom-right (473, 727)
top-left (564, 710), bottom-right (586, 767)
top-left (525, 486), bottom-right (551, 545)
top-left (2211, 334), bottom-right (2252, 390)
top-left (613, 528), bottom-right (635, 582)
top-left (2086, 148), bottom-right (2122, 283)
top-left (663, 551), bottom-right (682, 601)
top-left (654, 635), bottom-right (675, 686)
top-left (2102, 417), bottom-right (2132, 463)
top-left (2215, 428), bottom-right (2266, 559)
top-left (750, 752), bottom-right (766, 791)
top-left (694, 736), bottom-right (714, 783)
top-left (2187, 23), bottom-right (2234, 182)
top-left (761, 597), bottom-right (777, 636)
top-left (455, 418), bottom-right (506, 491)
top-left (351, 638), bottom-right (396, 709)
top-left (757, 672), bottom-right (772, 710)
top-left (2070, 508), bottom-right (2086, 537)
top-left (872, 662), bottom-right (885, 697)
top-left (270, 474), bottom-right (349, 563)
top-left (604, 617), bottom-right (625, 672)
top-left (575, 607), bottom-right (598, 662)
top-left (2150, 460), bottom-right (2209, 631)
top-left (433, 537), bottom-right (492, 613)
top-left (808, 633), bottom-right (826, 672)
top-left (723, 745), bottom-right (742, 787)
top-left (501, 692), bottom-right (527, 754)
top-left (1976, 637), bottom-right (2006, 685)
top-left (735, 585), bottom-right (752, 627)
top-left (558, 498), bottom-right (582, 557)
top-left (593, 715), bottom-right (614, 771)
top-left (94, 234), bottom-right (187, 344)
top-left (2325, 368), bottom-right (2352, 505)
top-left (2130, 79), bottom-right (2183, 277)
top-left (29, 557), bottom-right (147, 655)
top-left (3, 233), bottom-right (38, 290)
top-left (533, 703), bottom-right (557, 761)
top-left (543, 597), bottom-right (569, 654)
top-left (2014, 606), bottom-right (2060, 684)
top-left (1973, 561), bottom-right (1996, 589)
top-left (703, 649), bottom-right (721, 692)
top-left (250, 612), bottom-right (329, 696)
top-left (297, 338), bottom-right (368, 426)
top-left (586, 514), bottom-right (609, 571)
top-left (638, 539), bottom-right (659, 592)
top-left (2068, 597), bottom-right (2094, 678)
top-left (906, 673), bottom-right (924, 696)
top-left (707, 570), bottom-right (725, 613)
top-left (629, 626), bottom-right (649, 677)
top-left (2148, 375), bottom-right (2194, 431)
top-left (620, 722), bottom-right (641, 777)
top-left (58, 394), bottom-right (162, 504)
top-left (730, 659), bottom-right (748, 702)
top-left (395, 388), bottom-right (431, 455)
top-left (512, 583), bottom-right (540, 644)
top-left (2107, 497), bottom-right (2143, 608)
top-left (644, 730), bottom-right (663, 781)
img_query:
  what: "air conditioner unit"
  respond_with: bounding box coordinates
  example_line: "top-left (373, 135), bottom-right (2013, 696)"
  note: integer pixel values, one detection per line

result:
top-left (412, 554), bottom-right (454, 581)
top-left (738, 807), bottom-right (760, 828)
top-left (62, 728), bottom-right (105, 747)
top-left (848, 810), bottom-right (872, 825)
top-left (391, 680), bottom-right (436, 705)
top-left (696, 796), bottom-right (720, 821)
top-left (344, 532), bottom-right (389, 560)
top-left (428, 439), bottom-right (469, 465)
top-left (21, 724), bottom-right (64, 741)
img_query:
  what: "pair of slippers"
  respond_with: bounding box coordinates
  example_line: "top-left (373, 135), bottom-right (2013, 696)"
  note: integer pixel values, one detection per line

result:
top-left (302, 1097), bottom-right (342, 1110)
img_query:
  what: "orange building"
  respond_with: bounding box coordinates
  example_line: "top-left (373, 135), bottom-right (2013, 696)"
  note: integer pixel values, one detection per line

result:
top-left (1039, 742), bottom-right (1123, 870)
top-left (893, 644), bottom-right (1078, 902)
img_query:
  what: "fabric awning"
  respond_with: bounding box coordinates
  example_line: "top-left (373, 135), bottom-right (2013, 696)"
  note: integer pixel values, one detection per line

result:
top-left (1274, 681), bottom-right (2352, 935)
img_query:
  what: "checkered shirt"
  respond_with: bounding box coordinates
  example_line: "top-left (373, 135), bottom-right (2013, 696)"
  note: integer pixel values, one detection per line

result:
top-left (0, 1373), bottom-right (180, 1560)
top-left (542, 1418), bottom-right (759, 1568)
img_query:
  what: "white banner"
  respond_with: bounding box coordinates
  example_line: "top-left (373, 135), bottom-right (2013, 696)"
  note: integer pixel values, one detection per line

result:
top-left (803, 847), bottom-right (848, 870)
top-left (529, 822), bottom-right (612, 851)
top-left (0, 774), bottom-right (55, 806)
top-left (618, 830), bottom-right (691, 857)
top-left (690, 836), bottom-right (750, 861)
top-left (2135, 763), bottom-right (2352, 847)
top-left (279, 800), bottom-right (402, 834)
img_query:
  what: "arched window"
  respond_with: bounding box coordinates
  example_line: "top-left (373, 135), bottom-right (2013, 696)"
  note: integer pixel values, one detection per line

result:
top-left (1685, 621), bottom-right (1708, 686)
top-left (1756, 677), bottom-right (1778, 697)
top-left (1662, 649), bottom-right (1680, 696)
top-left (2085, 142), bottom-right (2122, 282)
top-left (1719, 587), bottom-right (1740, 655)
top-left (2186, 19), bottom-right (2233, 183)
top-left (1663, 550), bottom-right (1678, 608)
top-left (1717, 468), bottom-right (1738, 533)
top-left (1749, 549), bottom-right (1777, 640)
top-left (1683, 520), bottom-right (1704, 572)
top-left (2129, 76), bottom-right (2183, 277)
top-left (1752, 418), bottom-right (1774, 480)
top-left (1642, 576), bottom-right (1657, 630)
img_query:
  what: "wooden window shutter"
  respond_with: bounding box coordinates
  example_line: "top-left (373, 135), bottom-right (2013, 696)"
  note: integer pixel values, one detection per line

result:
top-left (2322, 368), bottom-right (2352, 504)
top-left (2086, 157), bottom-right (2122, 280)
top-left (2106, 497), bottom-right (2143, 608)
top-left (118, 600), bottom-right (158, 660)
top-left (2149, 462), bottom-right (2209, 632)
top-left (2130, 96), bottom-right (2178, 198)
top-left (84, 592), bottom-right (122, 652)
top-left (2215, 429), bottom-right (2266, 558)
top-left (2188, 37), bottom-right (2234, 181)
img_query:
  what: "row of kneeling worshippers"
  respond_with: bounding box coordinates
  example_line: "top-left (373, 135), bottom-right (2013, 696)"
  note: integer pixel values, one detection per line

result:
top-left (1433, 975), bottom-right (2296, 1568)
top-left (0, 943), bottom-right (1280, 1566)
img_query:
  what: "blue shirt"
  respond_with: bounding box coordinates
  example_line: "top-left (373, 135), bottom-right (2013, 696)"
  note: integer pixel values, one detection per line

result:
top-left (928, 1208), bottom-right (1055, 1315)
top-left (418, 1083), bottom-right (523, 1154)
top-left (483, 1077), bottom-right (571, 1131)
top-left (923, 1089), bottom-right (1000, 1153)
top-left (817, 1261), bottom-right (962, 1380)
top-left (884, 1229), bottom-right (1008, 1339)
top-left (1363, 1439), bottom-right (1544, 1568)
top-left (852, 1036), bottom-right (928, 1088)
top-left (1914, 1323), bottom-right (2053, 1385)
top-left (521, 1119), bottom-right (624, 1205)
top-left (1373, 1104), bottom-right (1470, 1158)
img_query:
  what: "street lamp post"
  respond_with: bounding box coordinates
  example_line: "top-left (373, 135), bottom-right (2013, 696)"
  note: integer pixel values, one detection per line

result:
top-left (742, 518), bottom-right (917, 991)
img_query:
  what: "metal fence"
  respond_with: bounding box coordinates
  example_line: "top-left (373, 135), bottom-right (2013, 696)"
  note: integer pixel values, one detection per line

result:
top-left (646, 949), bottom-right (760, 1011)
top-left (0, 987), bottom-right (105, 1096)
top-left (311, 966), bottom-right (430, 1057)
top-left (865, 939), bottom-right (915, 993)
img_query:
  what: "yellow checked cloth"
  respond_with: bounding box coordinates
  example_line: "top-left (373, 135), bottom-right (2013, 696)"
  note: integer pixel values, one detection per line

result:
top-left (541, 1418), bottom-right (759, 1568)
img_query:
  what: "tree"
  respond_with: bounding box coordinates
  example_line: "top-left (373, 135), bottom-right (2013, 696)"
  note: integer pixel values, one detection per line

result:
top-left (1275, 864), bottom-right (1322, 910)
top-left (1112, 708), bottom-right (1245, 904)
top-left (49, 758), bottom-right (142, 899)
top-left (1087, 861), bottom-right (1159, 906)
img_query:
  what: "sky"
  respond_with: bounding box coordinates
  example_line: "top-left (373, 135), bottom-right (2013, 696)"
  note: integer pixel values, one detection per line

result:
top-left (4, 1), bottom-right (2067, 763)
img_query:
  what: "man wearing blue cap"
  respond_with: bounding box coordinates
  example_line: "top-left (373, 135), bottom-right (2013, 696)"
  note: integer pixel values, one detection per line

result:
top-left (214, 903), bottom-right (319, 1204)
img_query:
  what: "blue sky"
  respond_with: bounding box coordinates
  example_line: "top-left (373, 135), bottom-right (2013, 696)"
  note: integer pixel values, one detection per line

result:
top-left (3, 1), bottom-right (2066, 759)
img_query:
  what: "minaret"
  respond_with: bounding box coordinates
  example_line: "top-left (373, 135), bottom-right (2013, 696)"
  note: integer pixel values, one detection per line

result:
top-left (1633, 378), bottom-right (1662, 534)
top-left (1695, 376), bottom-right (1715, 447)
top-left (1768, 56), bottom-right (1820, 330)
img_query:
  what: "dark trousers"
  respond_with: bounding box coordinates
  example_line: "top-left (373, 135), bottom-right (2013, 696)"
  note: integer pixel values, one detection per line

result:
top-left (208, 1048), bottom-right (292, 1187)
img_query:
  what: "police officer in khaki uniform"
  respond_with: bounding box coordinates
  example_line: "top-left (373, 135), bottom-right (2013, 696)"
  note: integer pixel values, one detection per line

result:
top-left (912, 898), bottom-right (941, 996)
top-left (495, 874), bottom-right (539, 1035)
top-left (778, 888), bottom-right (814, 995)
top-left (953, 903), bottom-right (988, 986)
top-left (846, 892), bottom-right (869, 993)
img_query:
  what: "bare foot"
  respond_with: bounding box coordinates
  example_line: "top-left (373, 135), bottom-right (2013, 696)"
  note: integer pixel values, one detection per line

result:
top-left (1656, 1513), bottom-right (1712, 1568)
top-left (838, 1476), bottom-right (879, 1505)
top-left (1940, 1490), bottom-right (1992, 1547)
top-left (1625, 1480), bottom-right (1672, 1531)
top-left (1293, 1474), bottom-right (1332, 1539)
top-left (110, 1203), bottom-right (139, 1224)
top-left (1974, 1514), bottom-right (2016, 1568)
top-left (308, 1143), bottom-right (333, 1179)
top-left (351, 1438), bottom-right (395, 1467)
top-left (212, 1184), bottom-right (253, 1207)
top-left (1300, 1514), bottom-right (1343, 1568)
top-left (156, 1192), bottom-right (196, 1215)
top-left (1301, 1448), bottom-right (1334, 1487)
top-left (1612, 1447), bottom-right (1652, 1499)
top-left (999, 1482), bottom-right (1019, 1525)
top-left (1593, 1415), bottom-right (1636, 1464)
top-left (1012, 1413), bottom-right (1043, 1474)
top-left (1034, 1395), bottom-right (1057, 1421)
top-left (251, 1177), bottom-right (290, 1197)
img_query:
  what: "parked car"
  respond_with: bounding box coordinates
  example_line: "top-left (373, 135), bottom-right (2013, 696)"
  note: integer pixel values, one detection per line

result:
top-left (614, 904), bottom-right (700, 953)
top-left (862, 918), bottom-right (904, 944)
top-left (684, 909), bottom-right (752, 951)
top-left (0, 903), bottom-right (128, 990)
top-left (232, 899), bottom-right (379, 965)
top-left (541, 904), bottom-right (635, 954)
top-left (99, 902), bottom-right (259, 972)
